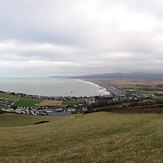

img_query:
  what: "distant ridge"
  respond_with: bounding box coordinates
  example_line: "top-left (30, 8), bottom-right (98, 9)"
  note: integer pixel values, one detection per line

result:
top-left (69, 72), bottom-right (163, 80)
top-left (49, 76), bottom-right (68, 79)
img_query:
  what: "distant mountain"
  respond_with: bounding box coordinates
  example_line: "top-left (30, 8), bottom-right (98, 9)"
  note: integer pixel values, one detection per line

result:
top-left (69, 72), bottom-right (163, 80)
top-left (49, 76), bottom-right (68, 79)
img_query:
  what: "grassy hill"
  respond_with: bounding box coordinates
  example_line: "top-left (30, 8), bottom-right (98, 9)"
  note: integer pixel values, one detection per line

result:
top-left (0, 112), bottom-right (163, 163)
top-left (0, 113), bottom-right (51, 127)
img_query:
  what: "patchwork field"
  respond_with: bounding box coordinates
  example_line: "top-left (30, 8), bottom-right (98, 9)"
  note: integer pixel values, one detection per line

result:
top-left (111, 80), bottom-right (163, 87)
top-left (38, 100), bottom-right (80, 107)
top-left (0, 112), bottom-right (162, 163)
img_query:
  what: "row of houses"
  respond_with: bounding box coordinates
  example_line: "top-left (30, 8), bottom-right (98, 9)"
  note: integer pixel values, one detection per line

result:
top-left (2, 107), bottom-right (48, 116)
top-left (8, 91), bottom-right (97, 102)
top-left (2, 103), bottom-right (89, 116)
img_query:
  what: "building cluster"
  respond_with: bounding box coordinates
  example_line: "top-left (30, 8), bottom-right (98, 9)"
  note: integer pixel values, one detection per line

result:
top-left (3, 107), bottom-right (47, 116)
top-left (0, 97), bottom-right (18, 107)
top-left (2, 104), bottom-right (89, 116)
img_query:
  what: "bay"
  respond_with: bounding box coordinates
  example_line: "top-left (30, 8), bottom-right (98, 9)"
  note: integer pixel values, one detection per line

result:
top-left (0, 78), bottom-right (109, 97)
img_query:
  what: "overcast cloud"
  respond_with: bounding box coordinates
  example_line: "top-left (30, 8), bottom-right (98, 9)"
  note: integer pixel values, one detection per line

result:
top-left (0, 0), bottom-right (163, 77)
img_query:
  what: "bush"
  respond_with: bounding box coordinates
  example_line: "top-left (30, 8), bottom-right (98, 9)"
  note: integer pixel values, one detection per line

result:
top-left (0, 109), bottom-right (3, 114)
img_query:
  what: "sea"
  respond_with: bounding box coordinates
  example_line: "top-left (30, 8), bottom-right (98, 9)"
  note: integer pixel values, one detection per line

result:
top-left (0, 78), bottom-right (109, 97)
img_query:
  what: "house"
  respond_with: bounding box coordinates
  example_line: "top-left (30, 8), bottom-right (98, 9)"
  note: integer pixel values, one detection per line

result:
top-left (95, 96), bottom-right (114, 106)
top-left (66, 108), bottom-right (77, 112)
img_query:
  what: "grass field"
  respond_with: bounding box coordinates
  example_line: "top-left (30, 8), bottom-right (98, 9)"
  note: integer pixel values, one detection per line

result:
top-left (0, 92), bottom-right (42, 107)
top-left (15, 98), bottom-right (42, 107)
top-left (0, 113), bottom-right (52, 127)
top-left (118, 84), bottom-right (143, 89)
top-left (134, 89), bottom-right (154, 94)
top-left (38, 100), bottom-right (62, 107)
top-left (0, 112), bottom-right (162, 163)
top-left (153, 96), bottom-right (163, 102)
top-left (62, 100), bottom-right (80, 106)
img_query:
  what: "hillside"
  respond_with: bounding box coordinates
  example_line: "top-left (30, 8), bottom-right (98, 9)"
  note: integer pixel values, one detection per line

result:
top-left (0, 112), bottom-right (163, 163)
top-left (70, 72), bottom-right (163, 80)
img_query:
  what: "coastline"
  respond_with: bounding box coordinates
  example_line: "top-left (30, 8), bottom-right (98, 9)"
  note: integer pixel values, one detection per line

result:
top-left (80, 79), bottom-right (125, 97)
top-left (74, 79), bottom-right (110, 96)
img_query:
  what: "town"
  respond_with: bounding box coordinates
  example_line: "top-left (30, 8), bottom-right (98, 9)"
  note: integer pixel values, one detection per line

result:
top-left (1, 80), bottom-right (163, 116)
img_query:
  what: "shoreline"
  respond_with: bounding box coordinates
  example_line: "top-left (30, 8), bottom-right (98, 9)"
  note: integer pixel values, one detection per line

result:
top-left (75, 79), bottom-right (110, 96)
top-left (83, 79), bottom-right (126, 97)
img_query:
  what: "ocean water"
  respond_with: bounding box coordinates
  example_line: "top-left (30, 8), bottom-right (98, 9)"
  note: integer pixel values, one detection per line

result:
top-left (0, 78), bottom-right (109, 97)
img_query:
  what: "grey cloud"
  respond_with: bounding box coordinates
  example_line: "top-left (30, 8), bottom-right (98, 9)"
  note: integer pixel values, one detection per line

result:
top-left (0, 0), bottom-right (163, 77)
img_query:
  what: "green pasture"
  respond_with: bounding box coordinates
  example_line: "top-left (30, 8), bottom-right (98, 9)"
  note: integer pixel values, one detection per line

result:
top-left (0, 92), bottom-right (42, 107)
top-left (153, 96), bottom-right (163, 102)
top-left (62, 100), bottom-right (80, 106)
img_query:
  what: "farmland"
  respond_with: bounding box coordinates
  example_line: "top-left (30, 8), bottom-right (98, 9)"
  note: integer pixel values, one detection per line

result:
top-left (0, 112), bottom-right (163, 163)
top-left (38, 100), bottom-right (62, 107)
top-left (111, 80), bottom-right (163, 87)
top-left (38, 100), bottom-right (80, 107)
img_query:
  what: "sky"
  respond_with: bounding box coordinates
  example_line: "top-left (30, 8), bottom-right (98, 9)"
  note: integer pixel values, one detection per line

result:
top-left (0, 0), bottom-right (163, 77)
